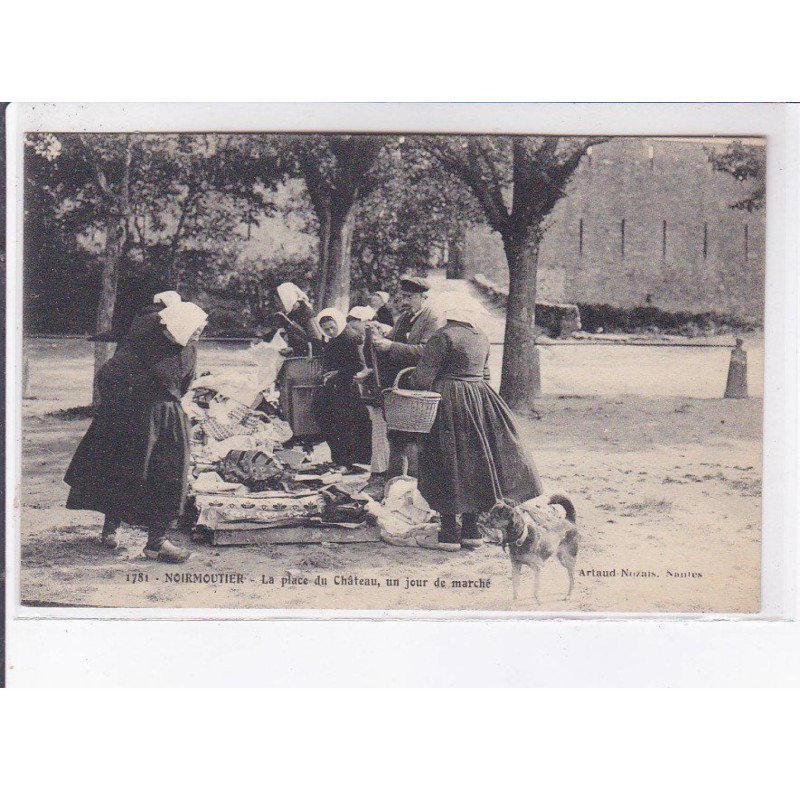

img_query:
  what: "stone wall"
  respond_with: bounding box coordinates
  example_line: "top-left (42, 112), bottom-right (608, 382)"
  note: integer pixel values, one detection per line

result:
top-left (463, 138), bottom-right (766, 321)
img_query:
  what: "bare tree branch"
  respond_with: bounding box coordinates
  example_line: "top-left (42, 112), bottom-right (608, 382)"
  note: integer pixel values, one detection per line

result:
top-left (296, 147), bottom-right (330, 217)
top-left (423, 137), bottom-right (510, 234)
top-left (130, 213), bottom-right (149, 264)
top-left (469, 138), bottom-right (509, 227)
top-left (76, 134), bottom-right (117, 204)
top-left (554, 136), bottom-right (609, 180)
top-left (166, 181), bottom-right (201, 275)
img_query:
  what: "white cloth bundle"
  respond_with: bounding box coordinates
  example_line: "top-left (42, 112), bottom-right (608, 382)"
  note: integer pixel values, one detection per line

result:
top-left (249, 330), bottom-right (288, 390)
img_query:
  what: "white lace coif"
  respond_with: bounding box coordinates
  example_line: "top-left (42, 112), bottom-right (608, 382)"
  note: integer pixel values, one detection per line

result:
top-left (153, 291), bottom-right (182, 307)
top-left (314, 307), bottom-right (348, 337)
top-left (158, 301), bottom-right (208, 347)
top-left (347, 305), bottom-right (376, 321)
top-left (276, 282), bottom-right (310, 314)
top-left (438, 292), bottom-right (486, 327)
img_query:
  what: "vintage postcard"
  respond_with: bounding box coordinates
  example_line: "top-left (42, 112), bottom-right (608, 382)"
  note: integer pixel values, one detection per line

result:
top-left (7, 104), bottom-right (777, 615)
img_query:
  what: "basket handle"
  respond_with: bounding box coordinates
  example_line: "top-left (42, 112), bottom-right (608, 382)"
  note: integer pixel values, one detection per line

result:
top-left (393, 367), bottom-right (416, 389)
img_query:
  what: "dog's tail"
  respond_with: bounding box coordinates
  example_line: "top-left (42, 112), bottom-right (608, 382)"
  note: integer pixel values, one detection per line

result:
top-left (548, 493), bottom-right (576, 524)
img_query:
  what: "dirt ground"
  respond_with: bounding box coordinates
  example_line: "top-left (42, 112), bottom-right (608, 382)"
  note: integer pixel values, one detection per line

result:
top-left (17, 341), bottom-right (762, 612)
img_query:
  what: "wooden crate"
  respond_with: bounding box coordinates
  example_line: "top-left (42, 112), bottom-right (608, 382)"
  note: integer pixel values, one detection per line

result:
top-left (209, 525), bottom-right (382, 546)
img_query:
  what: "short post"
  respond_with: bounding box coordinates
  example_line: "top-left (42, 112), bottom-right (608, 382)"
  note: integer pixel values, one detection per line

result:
top-left (22, 342), bottom-right (31, 399)
top-left (724, 338), bottom-right (748, 399)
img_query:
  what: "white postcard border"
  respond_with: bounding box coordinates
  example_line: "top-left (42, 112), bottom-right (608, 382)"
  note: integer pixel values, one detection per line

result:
top-left (5, 102), bottom-right (798, 684)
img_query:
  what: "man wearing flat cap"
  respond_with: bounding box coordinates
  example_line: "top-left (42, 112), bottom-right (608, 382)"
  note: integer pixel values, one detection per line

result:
top-left (371, 275), bottom-right (444, 372)
top-left (370, 274), bottom-right (445, 478)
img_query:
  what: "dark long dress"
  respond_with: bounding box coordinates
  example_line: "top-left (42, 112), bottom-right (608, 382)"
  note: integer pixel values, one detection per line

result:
top-left (410, 322), bottom-right (543, 515)
top-left (312, 325), bottom-right (372, 466)
top-left (285, 302), bottom-right (324, 355)
top-left (64, 311), bottom-right (196, 529)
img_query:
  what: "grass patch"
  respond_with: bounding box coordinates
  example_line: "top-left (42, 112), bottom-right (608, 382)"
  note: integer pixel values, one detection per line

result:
top-left (47, 405), bottom-right (94, 420)
top-left (623, 499), bottom-right (674, 515)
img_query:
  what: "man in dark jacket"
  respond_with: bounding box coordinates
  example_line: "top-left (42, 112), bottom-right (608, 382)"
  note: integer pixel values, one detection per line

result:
top-left (370, 275), bottom-right (445, 478)
top-left (371, 276), bottom-right (445, 378)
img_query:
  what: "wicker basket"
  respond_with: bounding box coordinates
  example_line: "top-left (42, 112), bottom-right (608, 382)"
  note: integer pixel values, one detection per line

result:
top-left (289, 385), bottom-right (323, 437)
top-left (382, 367), bottom-right (441, 433)
top-left (277, 342), bottom-right (324, 429)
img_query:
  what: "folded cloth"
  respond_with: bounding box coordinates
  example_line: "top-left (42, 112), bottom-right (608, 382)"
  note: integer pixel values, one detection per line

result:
top-left (365, 477), bottom-right (438, 547)
top-left (383, 478), bottom-right (433, 524)
top-left (193, 372), bottom-right (263, 408)
top-left (306, 442), bottom-right (333, 465)
top-left (320, 484), bottom-right (369, 523)
top-left (219, 449), bottom-right (284, 490)
top-left (202, 417), bottom-right (242, 442)
top-left (266, 419), bottom-right (294, 444)
top-left (203, 433), bottom-right (279, 462)
top-left (192, 471), bottom-right (243, 494)
top-left (201, 407), bottom-right (276, 443)
top-left (249, 332), bottom-right (288, 389)
top-left (393, 522), bottom-right (439, 548)
top-left (322, 503), bottom-right (368, 523)
top-left (251, 390), bottom-right (282, 417)
top-left (273, 448), bottom-right (309, 469)
top-left (190, 422), bottom-right (207, 446)
top-left (207, 395), bottom-right (268, 429)
top-left (191, 387), bottom-right (218, 409)
top-left (195, 492), bottom-right (324, 528)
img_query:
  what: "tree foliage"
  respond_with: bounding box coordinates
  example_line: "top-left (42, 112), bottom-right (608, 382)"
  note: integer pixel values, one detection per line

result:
top-left (290, 134), bottom-right (387, 310)
top-left (415, 135), bottom-right (606, 244)
top-left (351, 138), bottom-right (481, 300)
top-left (709, 140), bottom-right (766, 212)
top-left (25, 131), bottom-right (591, 359)
top-left (24, 133), bottom-right (282, 334)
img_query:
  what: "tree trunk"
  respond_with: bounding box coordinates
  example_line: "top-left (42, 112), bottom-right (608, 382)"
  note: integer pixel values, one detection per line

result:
top-left (443, 224), bottom-right (467, 279)
top-left (316, 204), bottom-right (332, 305)
top-left (500, 229), bottom-right (542, 409)
top-left (317, 201), bottom-right (355, 313)
top-left (450, 225), bottom-right (466, 278)
top-left (92, 214), bottom-right (126, 409)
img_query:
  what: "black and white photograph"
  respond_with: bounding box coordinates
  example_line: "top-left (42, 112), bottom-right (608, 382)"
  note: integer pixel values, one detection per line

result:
top-left (7, 106), bottom-right (773, 613)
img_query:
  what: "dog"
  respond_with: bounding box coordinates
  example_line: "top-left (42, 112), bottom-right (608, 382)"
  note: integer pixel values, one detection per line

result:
top-left (487, 494), bottom-right (579, 603)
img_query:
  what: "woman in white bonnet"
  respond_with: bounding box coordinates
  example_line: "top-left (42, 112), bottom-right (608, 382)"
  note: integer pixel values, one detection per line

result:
top-left (368, 290), bottom-right (394, 327)
top-left (274, 281), bottom-right (323, 354)
top-left (65, 291), bottom-right (207, 563)
top-left (408, 300), bottom-right (543, 551)
top-left (310, 307), bottom-right (372, 467)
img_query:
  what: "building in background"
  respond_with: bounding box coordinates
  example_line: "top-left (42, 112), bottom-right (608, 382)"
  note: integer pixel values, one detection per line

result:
top-left (462, 138), bottom-right (766, 321)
